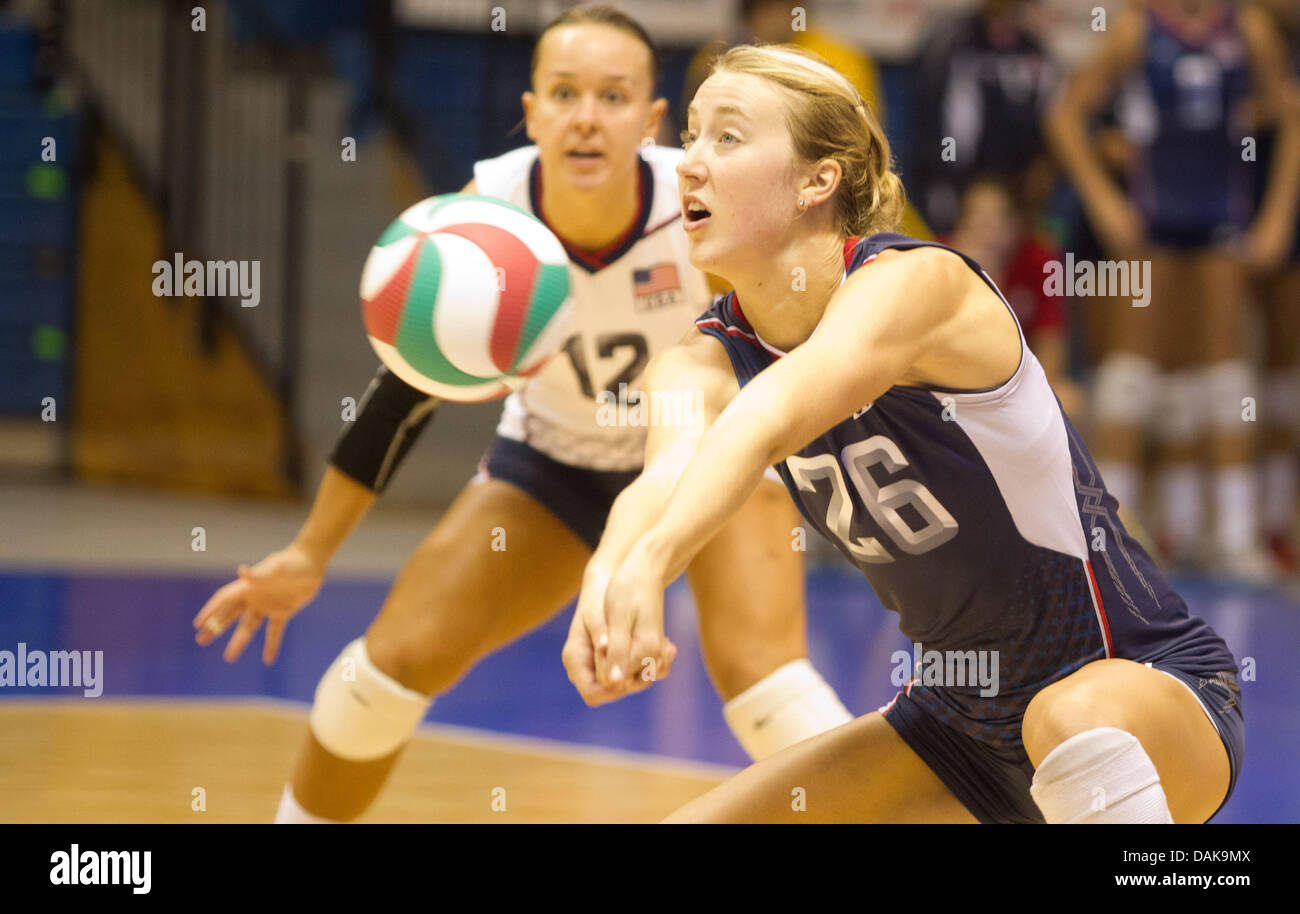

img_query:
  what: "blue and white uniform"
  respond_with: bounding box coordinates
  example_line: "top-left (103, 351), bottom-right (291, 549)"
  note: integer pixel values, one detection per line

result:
top-left (474, 144), bottom-right (711, 473)
top-left (333, 144), bottom-right (720, 548)
top-left (1118, 4), bottom-right (1254, 247)
top-left (695, 234), bottom-right (1243, 823)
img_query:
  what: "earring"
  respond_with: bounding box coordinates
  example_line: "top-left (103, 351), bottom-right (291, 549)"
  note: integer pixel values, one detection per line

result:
top-left (797, 198), bottom-right (806, 209)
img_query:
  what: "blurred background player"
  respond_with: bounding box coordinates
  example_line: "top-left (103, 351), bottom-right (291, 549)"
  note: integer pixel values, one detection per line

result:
top-left (911, 0), bottom-right (1060, 236)
top-left (193, 6), bottom-right (851, 824)
top-left (942, 174), bottom-right (1085, 422)
top-left (1254, 0), bottom-right (1300, 573)
top-left (1046, 0), bottom-right (1300, 579)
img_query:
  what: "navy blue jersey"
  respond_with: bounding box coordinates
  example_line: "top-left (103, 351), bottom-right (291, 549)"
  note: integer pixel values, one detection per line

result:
top-left (1123, 5), bottom-right (1254, 236)
top-left (911, 11), bottom-right (1058, 233)
top-left (695, 234), bottom-right (1237, 748)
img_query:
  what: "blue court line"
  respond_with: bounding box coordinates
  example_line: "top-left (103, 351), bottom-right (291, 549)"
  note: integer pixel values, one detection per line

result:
top-left (0, 565), bottom-right (1294, 822)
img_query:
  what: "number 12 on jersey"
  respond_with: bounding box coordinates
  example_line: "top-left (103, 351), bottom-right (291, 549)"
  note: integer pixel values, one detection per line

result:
top-left (562, 332), bottom-right (649, 399)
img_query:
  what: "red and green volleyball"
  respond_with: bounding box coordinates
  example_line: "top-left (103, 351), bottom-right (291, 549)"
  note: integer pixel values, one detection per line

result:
top-left (360, 193), bottom-right (573, 401)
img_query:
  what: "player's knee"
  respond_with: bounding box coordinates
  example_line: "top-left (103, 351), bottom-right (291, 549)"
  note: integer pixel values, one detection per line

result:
top-left (367, 572), bottom-right (507, 695)
top-left (721, 658), bottom-right (853, 760)
top-left (1092, 353), bottom-right (1159, 428)
top-left (713, 646), bottom-right (802, 700)
top-left (1203, 360), bottom-right (1254, 432)
top-left (1022, 674), bottom-right (1137, 767)
top-left (365, 619), bottom-right (486, 696)
top-left (1029, 726), bottom-right (1173, 824)
top-left (701, 619), bottom-right (804, 699)
top-left (309, 638), bottom-right (432, 763)
top-left (1154, 368), bottom-right (1205, 446)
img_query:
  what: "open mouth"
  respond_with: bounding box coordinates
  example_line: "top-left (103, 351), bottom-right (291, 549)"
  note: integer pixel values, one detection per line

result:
top-left (567, 150), bottom-right (603, 160)
top-left (685, 202), bottom-right (711, 222)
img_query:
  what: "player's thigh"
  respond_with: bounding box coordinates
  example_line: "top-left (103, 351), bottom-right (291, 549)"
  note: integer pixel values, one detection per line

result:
top-left (1193, 251), bottom-right (1251, 362)
top-left (1146, 248), bottom-right (1196, 369)
top-left (1263, 266), bottom-right (1300, 367)
top-left (365, 477), bottom-right (590, 694)
top-left (1021, 658), bottom-right (1230, 824)
top-left (1102, 249), bottom-right (1177, 361)
top-left (663, 711), bottom-right (977, 823)
top-left (688, 477), bottom-right (807, 698)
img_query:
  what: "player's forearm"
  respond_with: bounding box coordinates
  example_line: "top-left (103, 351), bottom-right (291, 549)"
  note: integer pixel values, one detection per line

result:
top-left (634, 404), bottom-right (777, 586)
top-left (587, 473), bottom-right (675, 579)
top-left (294, 366), bottom-right (439, 564)
top-left (291, 464), bottom-right (378, 566)
top-left (1045, 102), bottom-right (1127, 215)
top-left (1256, 100), bottom-right (1300, 234)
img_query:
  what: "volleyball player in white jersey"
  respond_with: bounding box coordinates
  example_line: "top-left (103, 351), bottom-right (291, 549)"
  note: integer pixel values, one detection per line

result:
top-left (192, 6), bottom-right (851, 823)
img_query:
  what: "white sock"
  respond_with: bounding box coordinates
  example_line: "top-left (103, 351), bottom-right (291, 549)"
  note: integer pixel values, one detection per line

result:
top-left (1214, 465), bottom-right (1258, 555)
top-left (1262, 451), bottom-right (1297, 535)
top-left (274, 784), bottom-right (340, 824)
top-left (1157, 463), bottom-right (1202, 549)
top-left (1097, 461), bottom-right (1140, 516)
top-left (722, 659), bottom-right (853, 761)
top-left (1030, 727), bottom-right (1174, 823)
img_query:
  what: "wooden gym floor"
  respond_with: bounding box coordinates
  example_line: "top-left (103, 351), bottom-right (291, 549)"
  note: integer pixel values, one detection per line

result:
top-left (0, 699), bottom-right (728, 824)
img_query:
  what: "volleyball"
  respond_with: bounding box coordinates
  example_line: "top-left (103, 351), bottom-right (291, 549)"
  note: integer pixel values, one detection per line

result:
top-left (360, 193), bottom-right (574, 401)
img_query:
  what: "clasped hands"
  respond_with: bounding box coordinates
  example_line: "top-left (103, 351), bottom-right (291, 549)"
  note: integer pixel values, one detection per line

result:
top-left (561, 539), bottom-right (678, 707)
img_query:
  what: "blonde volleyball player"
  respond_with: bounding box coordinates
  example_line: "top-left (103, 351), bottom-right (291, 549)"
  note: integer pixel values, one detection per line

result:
top-left (192, 7), bottom-right (851, 824)
top-left (564, 44), bottom-right (1243, 823)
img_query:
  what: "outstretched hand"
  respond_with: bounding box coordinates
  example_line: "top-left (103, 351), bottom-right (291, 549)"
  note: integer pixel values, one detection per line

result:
top-left (192, 544), bottom-right (325, 664)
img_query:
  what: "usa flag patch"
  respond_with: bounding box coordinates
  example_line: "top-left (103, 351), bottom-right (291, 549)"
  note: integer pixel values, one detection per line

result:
top-left (633, 263), bottom-right (683, 311)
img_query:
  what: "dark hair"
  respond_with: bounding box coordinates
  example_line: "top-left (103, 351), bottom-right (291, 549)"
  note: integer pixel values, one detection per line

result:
top-left (530, 5), bottom-right (660, 91)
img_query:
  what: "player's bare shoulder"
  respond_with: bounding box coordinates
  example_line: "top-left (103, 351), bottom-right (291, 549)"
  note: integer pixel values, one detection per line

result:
top-left (836, 245), bottom-right (979, 324)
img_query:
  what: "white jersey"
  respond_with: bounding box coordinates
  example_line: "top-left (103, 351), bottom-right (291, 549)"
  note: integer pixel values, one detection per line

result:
top-left (473, 144), bottom-right (712, 471)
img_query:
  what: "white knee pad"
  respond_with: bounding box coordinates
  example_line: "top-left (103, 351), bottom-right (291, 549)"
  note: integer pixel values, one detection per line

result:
top-left (722, 659), bottom-right (853, 761)
top-left (1204, 360), bottom-right (1255, 432)
top-left (1265, 367), bottom-right (1300, 430)
top-left (308, 638), bottom-right (432, 762)
top-left (1154, 369), bottom-right (1205, 445)
top-left (1030, 727), bottom-right (1174, 824)
top-left (1093, 354), bottom-right (1159, 426)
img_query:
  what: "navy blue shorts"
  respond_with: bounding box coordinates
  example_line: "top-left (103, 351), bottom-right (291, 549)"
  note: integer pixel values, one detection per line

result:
top-left (477, 436), bottom-right (638, 550)
top-left (1146, 222), bottom-right (1245, 251)
top-left (880, 663), bottom-right (1244, 824)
